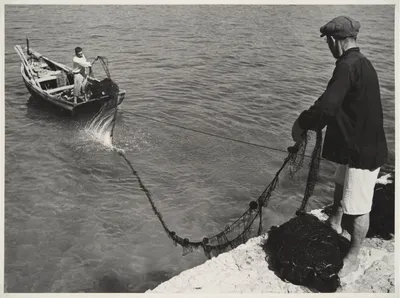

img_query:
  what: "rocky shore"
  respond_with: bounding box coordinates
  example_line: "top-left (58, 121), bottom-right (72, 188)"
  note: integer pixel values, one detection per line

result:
top-left (148, 174), bottom-right (395, 293)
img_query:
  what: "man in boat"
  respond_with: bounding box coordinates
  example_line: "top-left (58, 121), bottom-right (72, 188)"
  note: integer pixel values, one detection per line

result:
top-left (291, 16), bottom-right (388, 277)
top-left (72, 47), bottom-right (92, 103)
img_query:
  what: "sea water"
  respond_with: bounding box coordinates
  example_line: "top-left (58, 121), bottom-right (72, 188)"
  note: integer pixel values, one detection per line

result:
top-left (4, 5), bottom-right (395, 293)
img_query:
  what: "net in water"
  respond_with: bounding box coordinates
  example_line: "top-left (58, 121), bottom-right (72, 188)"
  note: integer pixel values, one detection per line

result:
top-left (116, 131), bottom-right (312, 259)
top-left (85, 60), bottom-right (395, 292)
top-left (86, 57), bottom-right (120, 145)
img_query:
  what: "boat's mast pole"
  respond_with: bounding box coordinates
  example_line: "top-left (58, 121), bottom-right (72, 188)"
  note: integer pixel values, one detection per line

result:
top-left (26, 38), bottom-right (31, 55)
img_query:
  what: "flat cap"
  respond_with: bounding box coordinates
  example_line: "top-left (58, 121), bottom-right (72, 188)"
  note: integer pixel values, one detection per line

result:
top-left (320, 16), bottom-right (361, 40)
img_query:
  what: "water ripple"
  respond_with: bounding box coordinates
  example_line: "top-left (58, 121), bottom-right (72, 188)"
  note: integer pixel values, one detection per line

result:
top-left (4, 5), bottom-right (395, 294)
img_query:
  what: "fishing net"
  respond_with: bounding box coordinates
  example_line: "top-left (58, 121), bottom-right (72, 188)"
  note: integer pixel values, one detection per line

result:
top-left (265, 171), bottom-right (395, 293)
top-left (259, 129), bottom-right (353, 293)
top-left (118, 152), bottom-right (261, 258)
top-left (87, 50), bottom-right (326, 259)
top-left (263, 213), bottom-right (350, 292)
top-left (115, 131), bottom-right (321, 258)
top-left (93, 76), bottom-right (395, 292)
top-left (263, 151), bottom-right (395, 292)
top-left (86, 57), bottom-right (120, 143)
top-left (88, 55), bottom-right (111, 79)
top-left (89, 58), bottom-right (394, 291)
top-left (91, 74), bottom-right (324, 259)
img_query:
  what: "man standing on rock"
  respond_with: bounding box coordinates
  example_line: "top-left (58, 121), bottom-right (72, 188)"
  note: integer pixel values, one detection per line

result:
top-left (291, 16), bottom-right (388, 277)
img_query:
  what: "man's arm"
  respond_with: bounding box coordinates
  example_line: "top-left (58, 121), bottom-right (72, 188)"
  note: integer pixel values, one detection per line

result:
top-left (73, 56), bottom-right (92, 68)
top-left (297, 62), bottom-right (352, 131)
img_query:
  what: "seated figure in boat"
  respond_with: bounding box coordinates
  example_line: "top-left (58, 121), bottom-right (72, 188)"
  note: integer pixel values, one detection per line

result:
top-left (72, 47), bottom-right (92, 103)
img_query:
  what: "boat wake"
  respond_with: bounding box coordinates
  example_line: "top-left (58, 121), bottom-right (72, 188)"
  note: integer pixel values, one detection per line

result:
top-left (83, 78), bottom-right (122, 151)
top-left (84, 106), bottom-right (116, 148)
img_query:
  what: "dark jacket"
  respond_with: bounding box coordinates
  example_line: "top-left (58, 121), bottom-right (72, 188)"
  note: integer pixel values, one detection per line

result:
top-left (298, 47), bottom-right (387, 170)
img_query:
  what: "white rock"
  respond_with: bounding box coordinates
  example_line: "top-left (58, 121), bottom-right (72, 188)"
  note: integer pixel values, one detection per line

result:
top-left (147, 209), bottom-right (394, 293)
top-left (148, 172), bottom-right (395, 293)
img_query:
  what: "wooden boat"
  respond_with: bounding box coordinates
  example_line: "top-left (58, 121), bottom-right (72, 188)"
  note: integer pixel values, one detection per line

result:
top-left (14, 39), bottom-right (125, 114)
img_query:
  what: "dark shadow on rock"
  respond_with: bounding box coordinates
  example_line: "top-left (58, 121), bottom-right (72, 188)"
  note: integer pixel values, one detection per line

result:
top-left (367, 172), bottom-right (395, 240)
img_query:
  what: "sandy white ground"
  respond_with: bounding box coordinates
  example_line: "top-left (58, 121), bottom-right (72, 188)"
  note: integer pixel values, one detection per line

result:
top-left (148, 174), bottom-right (395, 293)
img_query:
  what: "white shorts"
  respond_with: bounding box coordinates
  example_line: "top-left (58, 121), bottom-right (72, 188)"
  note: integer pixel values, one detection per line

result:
top-left (334, 164), bottom-right (380, 215)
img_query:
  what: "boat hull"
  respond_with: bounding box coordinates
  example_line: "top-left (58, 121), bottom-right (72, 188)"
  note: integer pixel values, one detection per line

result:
top-left (15, 43), bottom-right (125, 115)
top-left (22, 72), bottom-right (125, 114)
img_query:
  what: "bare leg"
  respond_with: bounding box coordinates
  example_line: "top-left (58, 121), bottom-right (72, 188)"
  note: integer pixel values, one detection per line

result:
top-left (74, 74), bottom-right (83, 104)
top-left (339, 213), bottom-right (369, 277)
top-left (328, 183), bottom-right (344, 234)
top-left (82, 77), bottom-right (89, 102)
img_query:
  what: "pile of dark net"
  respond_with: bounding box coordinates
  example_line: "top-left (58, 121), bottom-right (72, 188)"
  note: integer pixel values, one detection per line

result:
top-left (87, 56), bottom-right (119, 104)
top-left (263, 167), bottom-right (395, 292)
top-left (88, 77), bottom-right (119, 100)
top-left (263, 214), bottom-right (350, 292)
top-left (259, 129), bottom-right (354, 292)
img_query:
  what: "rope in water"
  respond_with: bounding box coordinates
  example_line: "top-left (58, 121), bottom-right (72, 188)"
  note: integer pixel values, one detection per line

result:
top-left (90, 57), bottom-right (313, 158)
top-left (127, 112), bottom-right (314, 158)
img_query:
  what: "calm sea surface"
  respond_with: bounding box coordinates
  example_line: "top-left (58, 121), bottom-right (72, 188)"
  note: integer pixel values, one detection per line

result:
top-left (4, 5), bottom-right (395, 293)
